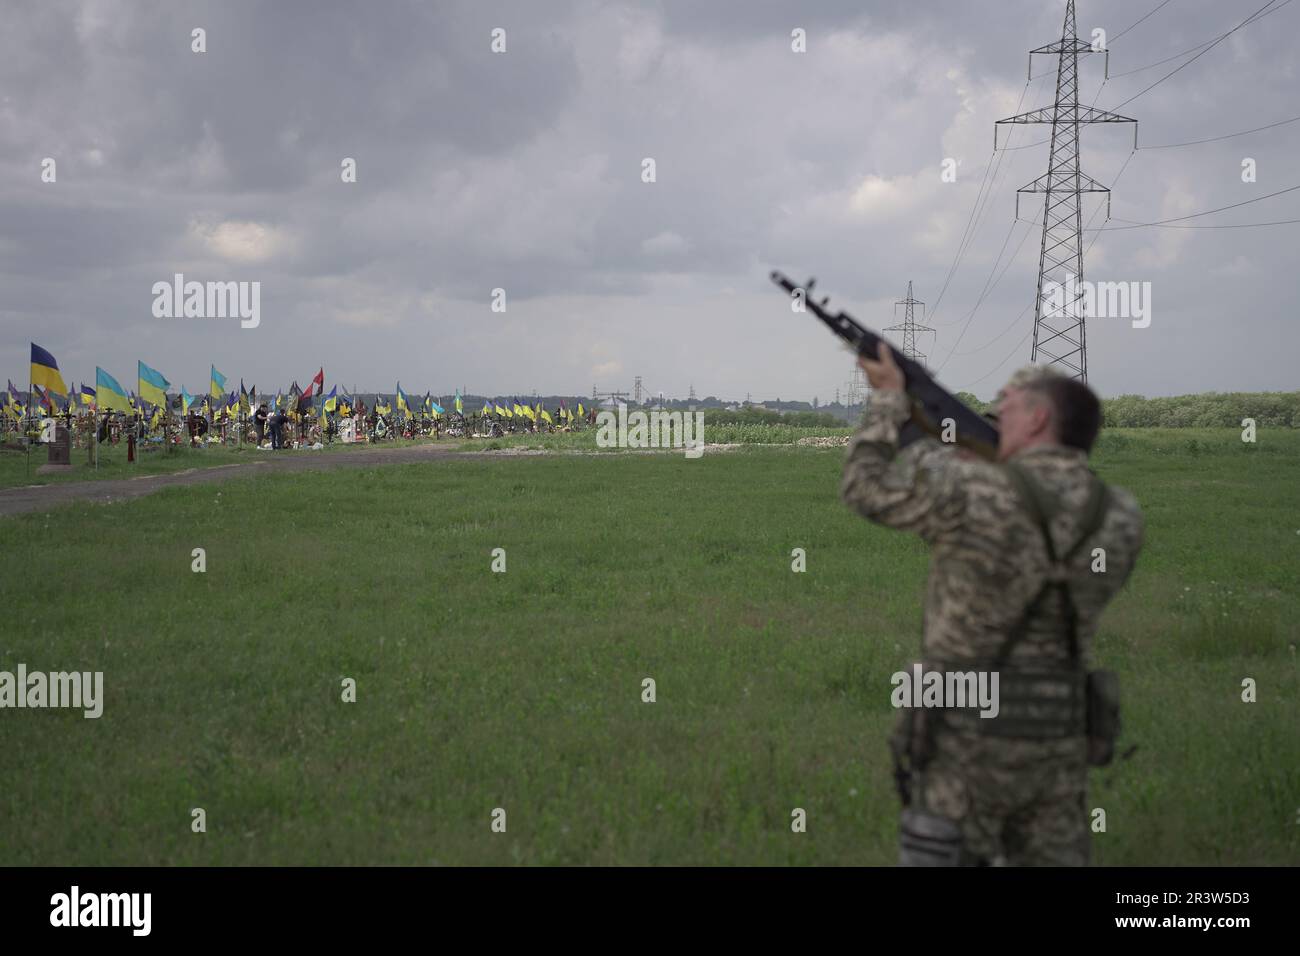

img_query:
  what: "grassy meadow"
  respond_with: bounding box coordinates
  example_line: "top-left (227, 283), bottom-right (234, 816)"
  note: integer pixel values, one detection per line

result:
top-left (0, 427), bottom-right (1296, 865)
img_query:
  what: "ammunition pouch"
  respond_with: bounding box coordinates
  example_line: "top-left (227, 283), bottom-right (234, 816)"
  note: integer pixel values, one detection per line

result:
top-left (1085, 668), bottom-right (1121, 766)
top-left (933, 666), bottom-right (1086, 739)
top-left (899, 808), bottom-right (964, 867)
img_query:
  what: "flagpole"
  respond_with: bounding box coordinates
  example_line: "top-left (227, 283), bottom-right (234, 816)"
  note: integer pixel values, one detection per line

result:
top-left (25, 372), bottom-right (32, 479)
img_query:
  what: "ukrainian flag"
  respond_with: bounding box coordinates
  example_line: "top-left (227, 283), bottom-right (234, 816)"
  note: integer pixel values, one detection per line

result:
top-left (324, 386), bottom-right (338, 413)
top-left (210, 365), bottom-right (227, 400)
top-left (30, 343), bottom-right (67, 396)
top-left (395, 383), bottom-right (410, 416)
top-left (138, 360), bottom-right (170, 408)
top-left (96, 367), bottom-right (132, 413)
top-left (180, 388), bottom-right (193, 414)
top-left (454, 390), bottom-right (463, 414)
top-left (81, 383), bottom-right (96, 409)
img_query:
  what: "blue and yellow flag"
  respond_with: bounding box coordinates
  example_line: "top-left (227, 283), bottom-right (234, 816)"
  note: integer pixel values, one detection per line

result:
top-left (210, 365), bottom-right (227, 400)
top-left (31, 343), bottom-right (68, 396)
top-left (81, 383), bottom-right (96, 409)
top-left (96, 367), bottom-right (132, 414)
top-left (395, 383), bottom-right (410, 416)
top-left (454, 389), bottom-right (463, 414)
top-left (138, 360), bottom-right (170, 408)
top-left (180, 388), bottom-right (193, 414)
top-left (323, 386), bottom-right (338, 413)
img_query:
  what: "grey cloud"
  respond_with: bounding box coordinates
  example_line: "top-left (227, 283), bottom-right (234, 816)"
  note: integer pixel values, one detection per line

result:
top-left (1, 0), bottom-right (1297, 401)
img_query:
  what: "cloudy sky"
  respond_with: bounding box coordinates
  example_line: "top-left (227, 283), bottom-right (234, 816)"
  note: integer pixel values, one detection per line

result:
top-left (2, 0), bottom-right (1297, 402)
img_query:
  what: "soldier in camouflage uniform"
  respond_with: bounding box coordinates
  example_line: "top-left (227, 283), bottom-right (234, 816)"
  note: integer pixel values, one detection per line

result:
top-left (842, 343), bottom-right (1144, 866)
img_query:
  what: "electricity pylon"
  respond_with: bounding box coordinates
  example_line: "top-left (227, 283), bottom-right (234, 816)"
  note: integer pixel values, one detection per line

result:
top-left (884, 281), bottom-right (934, 365)
top-left (995, 0), bottom-right (1137, 382)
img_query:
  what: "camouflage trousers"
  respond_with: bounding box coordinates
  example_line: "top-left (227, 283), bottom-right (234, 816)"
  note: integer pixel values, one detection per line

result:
top-left (908, 723), bottom-right (1091, 866)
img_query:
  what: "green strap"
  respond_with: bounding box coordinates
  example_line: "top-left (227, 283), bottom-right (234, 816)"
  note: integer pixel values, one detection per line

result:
top-left (995, 464), bottom-right (1110, 665)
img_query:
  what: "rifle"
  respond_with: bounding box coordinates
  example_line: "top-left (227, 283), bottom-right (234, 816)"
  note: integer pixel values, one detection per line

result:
top-left (771, 271), bottom-right (1000, 461)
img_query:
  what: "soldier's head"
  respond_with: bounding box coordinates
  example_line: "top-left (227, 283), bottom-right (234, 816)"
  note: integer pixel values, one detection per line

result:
top-left (991, 366), bottom-right (1102, 461)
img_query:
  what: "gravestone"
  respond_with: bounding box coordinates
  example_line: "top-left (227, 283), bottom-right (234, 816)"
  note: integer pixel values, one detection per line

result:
top-left (37, 424), bottom-right (73, 474)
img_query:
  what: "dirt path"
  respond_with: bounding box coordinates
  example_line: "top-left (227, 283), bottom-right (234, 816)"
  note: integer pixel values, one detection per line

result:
top-left (0, 444), bottom-right (504, 516)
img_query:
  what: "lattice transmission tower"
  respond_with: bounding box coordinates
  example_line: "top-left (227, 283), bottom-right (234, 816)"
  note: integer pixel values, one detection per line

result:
top-left (883, 281), bottom-right (934, 365)
top-left (995, 0), bottom-right (1137, 382)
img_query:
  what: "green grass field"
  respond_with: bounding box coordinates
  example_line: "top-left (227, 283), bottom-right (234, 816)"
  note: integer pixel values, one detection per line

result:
top-left (0, 420), bottom-right (846, 490)
top-left (0, 436), bottom-right (464, 489)
top-left (0, 428), bottom-right (1296, 865)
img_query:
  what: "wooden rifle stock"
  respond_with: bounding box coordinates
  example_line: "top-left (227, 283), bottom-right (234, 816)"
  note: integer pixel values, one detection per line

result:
top-left (771, 271), bottom-right (999, 461)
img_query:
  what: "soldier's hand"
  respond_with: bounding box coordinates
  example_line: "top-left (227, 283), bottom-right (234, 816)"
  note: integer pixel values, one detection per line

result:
top-left (859, 341), bottom-right (905, 392)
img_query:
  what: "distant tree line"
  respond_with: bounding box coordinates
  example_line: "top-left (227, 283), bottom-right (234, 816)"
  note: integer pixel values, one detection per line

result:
top-left (707, 391), bottom-right (1300, 430)
top-left (960, 390), bottom-right (1300, 428)
top-left (703, 406), bottom-right (844, 428)
top-left (1099, 392), bottom-right (1300, 428)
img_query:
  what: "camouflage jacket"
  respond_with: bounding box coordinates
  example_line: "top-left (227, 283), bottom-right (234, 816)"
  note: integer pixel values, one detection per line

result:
top-left (841, 389), bottom-right (1144, 671)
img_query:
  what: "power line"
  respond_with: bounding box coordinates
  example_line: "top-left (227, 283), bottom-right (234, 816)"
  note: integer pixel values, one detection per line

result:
top-left (1110, 0), bottom-right (1178, 43)
top-left (1105, 0), bottom-right (1292, 78)
top-left (1110, 0), bottom-right (1290, 110)
top-left (948, 300), bottom-right (1033, 359)
top-left (1084, 183), bottom-right (1300, 230)
top-left (932, 144), bottom-right (1021, 327)
top-left (1106, 38), bottom-right (1215, 78)
top-left (1111, 216), bottom-right (1300, 229)
top-left (929, 91), bottom-right (1043, 330)
top-left (926, 78), bottom-right (1035, 325)
top-left (934, 220), bottom-right (1034, 369)
top-left (1140, 113), bottom-right (1300, 148)
top-left (1018, 112), bottom-right (1300, 153)
top-left (957, 329), bottom-right (1035, 391)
